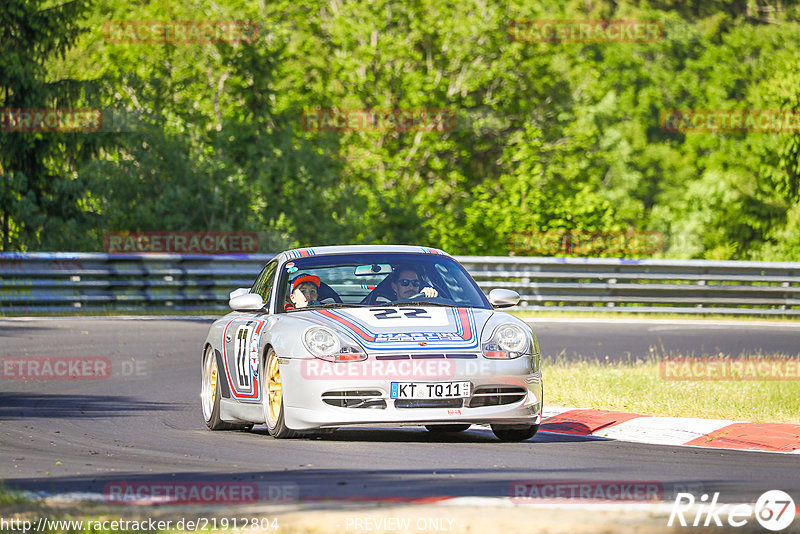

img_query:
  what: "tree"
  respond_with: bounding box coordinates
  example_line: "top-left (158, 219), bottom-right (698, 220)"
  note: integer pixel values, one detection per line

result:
top-left (0, 0), bottom-right (107, 251)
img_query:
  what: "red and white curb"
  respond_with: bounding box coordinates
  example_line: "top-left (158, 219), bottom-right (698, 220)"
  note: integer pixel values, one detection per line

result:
top-left (541, 406), bottom-right (800, 454)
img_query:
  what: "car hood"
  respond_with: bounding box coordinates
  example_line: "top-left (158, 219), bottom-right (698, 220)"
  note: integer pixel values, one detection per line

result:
top-left (295, 306), bottom-right (497, 353)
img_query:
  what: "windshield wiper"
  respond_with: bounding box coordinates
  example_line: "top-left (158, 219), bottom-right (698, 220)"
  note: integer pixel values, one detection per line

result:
top-left (287, 303), bottom-right (370, 312)
top-left (308, 302), bottom-right (370, 309)
top-left (390, 300), bottom-right (452, 307)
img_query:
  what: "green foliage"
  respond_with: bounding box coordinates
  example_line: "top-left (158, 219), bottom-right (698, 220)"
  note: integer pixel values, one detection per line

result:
top-left (0, 481), bottom-right (27, 504)
top-left (0, 0), bottom-right (108, 251)
top-left (4, 0), bottom-right (800, 259)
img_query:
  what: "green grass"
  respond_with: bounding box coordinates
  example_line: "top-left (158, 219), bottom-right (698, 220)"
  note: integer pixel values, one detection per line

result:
top-left (510, 309), bottom-right (800, 322)
top-left (0, 483), bottom-right (28, 505)
top-left (544, 354), bottom-right (800, 423)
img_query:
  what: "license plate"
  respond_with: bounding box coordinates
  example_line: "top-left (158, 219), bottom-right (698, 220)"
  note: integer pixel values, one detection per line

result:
top-left (390, 381), bottom-right (471, 399)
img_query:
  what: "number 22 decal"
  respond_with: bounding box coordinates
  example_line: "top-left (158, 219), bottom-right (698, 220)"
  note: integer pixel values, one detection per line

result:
top-left (370, 308), bottom-right (431, 320)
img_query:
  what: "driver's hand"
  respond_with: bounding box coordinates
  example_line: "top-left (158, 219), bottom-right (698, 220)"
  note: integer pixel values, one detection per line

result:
top-left (421, 286), bottom-right (438, 298)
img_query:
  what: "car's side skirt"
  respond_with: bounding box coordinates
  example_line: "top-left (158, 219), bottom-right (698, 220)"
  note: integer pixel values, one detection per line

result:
top-left (220, 398), bottom-right (265, 424)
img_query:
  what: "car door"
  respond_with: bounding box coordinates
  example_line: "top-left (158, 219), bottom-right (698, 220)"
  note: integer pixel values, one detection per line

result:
top-left (221, 260), bottom-right (277, 402)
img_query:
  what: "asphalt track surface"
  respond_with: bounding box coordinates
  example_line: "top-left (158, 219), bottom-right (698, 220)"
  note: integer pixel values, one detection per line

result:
top-left (1, 317), bottom-right (799, 505)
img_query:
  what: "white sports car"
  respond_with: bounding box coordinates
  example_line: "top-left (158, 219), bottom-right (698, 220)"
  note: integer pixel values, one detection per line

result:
top-left (201, 245), bottom-right (543, 441)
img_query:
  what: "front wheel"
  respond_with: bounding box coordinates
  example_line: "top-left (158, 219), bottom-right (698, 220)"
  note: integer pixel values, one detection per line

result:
top-left (201, 346), bottom-right (252, 431)
top-left (491, 424), bottom-right (539, 442)
top-left (262, 349), bottom-right (300, 439)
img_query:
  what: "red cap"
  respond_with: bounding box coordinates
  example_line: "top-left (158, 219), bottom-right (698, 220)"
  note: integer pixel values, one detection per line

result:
top-left (291, 274), bottom-right (321, 291)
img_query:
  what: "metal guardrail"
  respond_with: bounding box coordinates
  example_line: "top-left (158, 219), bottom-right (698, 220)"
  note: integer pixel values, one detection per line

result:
top-left (1, 252), bottom-right (799, 315)
top-left (0, 252), bottom-right (269, 313)
top-left (459, 256), bottom-right (800, 316)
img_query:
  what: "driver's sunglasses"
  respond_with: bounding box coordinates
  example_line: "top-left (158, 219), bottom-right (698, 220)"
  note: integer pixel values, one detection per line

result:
top-left (398, 278), bottom-right (420, 287)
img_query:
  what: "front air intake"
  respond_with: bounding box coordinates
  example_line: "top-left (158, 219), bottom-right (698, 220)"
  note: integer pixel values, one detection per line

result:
top-left (467, 386), bottom-right (527, 408)
top-left (322, 390), bottom-right (386, 409)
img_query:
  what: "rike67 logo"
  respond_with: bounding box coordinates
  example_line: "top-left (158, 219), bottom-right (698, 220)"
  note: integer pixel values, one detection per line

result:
top-left (669, 490), bottom-right (796, 531)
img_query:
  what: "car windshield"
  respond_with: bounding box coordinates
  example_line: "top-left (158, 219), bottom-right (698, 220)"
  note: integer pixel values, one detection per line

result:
top-left (277, 252), bottom-right (491, 312)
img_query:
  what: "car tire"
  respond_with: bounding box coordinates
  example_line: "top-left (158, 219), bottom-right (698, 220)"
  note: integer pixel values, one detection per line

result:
top-left (201, 346), bottom-right (252, 431)
top-left (491, 424), bottom-right (539, 442)
top-left (425, 424), bottom-right (471, 433)
top-left (263, 348), bottom-right (301, 439)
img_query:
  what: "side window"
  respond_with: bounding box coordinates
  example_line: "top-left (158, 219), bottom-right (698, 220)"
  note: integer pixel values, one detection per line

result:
top-left (250, 265), bottom-right (269, 295)
top-left (251, 261), bottom-right (278, 306)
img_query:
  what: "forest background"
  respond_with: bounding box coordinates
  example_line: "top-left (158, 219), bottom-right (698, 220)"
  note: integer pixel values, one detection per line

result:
top-left (2, 0), bottom-right (800, 260)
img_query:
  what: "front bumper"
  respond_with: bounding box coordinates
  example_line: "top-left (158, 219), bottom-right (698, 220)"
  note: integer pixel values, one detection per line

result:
top-left (280, 354), bottom-right (543, 430)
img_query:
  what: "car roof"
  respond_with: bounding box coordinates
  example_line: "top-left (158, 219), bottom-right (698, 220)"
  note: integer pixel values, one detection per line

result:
top-left (280, 245), bottom-right (450, 260)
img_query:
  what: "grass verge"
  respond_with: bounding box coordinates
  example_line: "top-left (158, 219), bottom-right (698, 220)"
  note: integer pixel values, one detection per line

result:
top-left (0, 483), bottom-right (28, 505)
top-left (510, 309), bottom-right (800, 322)
top-left (544, 353), bottom-right (800, 424)
top-left (0, 504), bottom-right (677, 534)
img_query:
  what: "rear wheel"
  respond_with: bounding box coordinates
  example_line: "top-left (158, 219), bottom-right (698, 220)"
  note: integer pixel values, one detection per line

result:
top-left (262, 349), bottom-right (300, 439)
top-left (425, 424), bottom-right (471, 433)
top-left (491, 424), bottom-right (539, 442)
top-left (201, 346), bottom-right (252, 431)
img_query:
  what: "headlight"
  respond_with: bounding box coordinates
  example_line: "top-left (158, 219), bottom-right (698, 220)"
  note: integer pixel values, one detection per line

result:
top-left (305, 327), bottom-right (339, 356)
top-left (495, 324), bottom-right (528, 352)
top-left (303, 326), bottom-right (366, 362)
top-left (482, 323), bottom-right (530, 359)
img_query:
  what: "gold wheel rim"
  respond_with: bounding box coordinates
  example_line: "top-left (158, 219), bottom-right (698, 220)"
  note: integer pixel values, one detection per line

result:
top-left (267, 354), bottom-right (282, 424)
top-left (202, 349), bottom-right (218, 420)
top-left (209, 360), bottom-right (217, 401)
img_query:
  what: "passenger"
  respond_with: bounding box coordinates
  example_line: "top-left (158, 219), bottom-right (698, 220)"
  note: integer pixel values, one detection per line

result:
top-left (286, 274), bottom-right (321, 310)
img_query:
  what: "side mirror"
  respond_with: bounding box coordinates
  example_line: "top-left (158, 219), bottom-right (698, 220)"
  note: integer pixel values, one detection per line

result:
top-left (488, 288), bottom-right (520, 309)
top-left (229, 287), bottom-right (250, 300)
top-left (229, 293), bottom-right (264, 312)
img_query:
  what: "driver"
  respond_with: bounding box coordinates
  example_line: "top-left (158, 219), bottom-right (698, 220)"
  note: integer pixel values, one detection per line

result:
top-left (390, 267), bottom-right (438, 300)
top-left (285, 273), bottom-right (321, 310)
